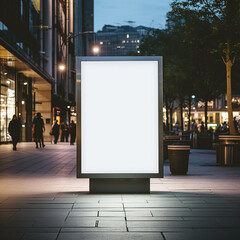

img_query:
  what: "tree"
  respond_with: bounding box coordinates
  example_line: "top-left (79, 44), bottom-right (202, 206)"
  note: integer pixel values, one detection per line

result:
top-left (173, 0), bottom-right (240, 134)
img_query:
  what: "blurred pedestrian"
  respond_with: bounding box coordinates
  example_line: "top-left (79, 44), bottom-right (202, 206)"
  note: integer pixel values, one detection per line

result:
top-left (69, 120), bottom-right (76, 145)
top-left (234, 117), bottom-right (238, 134)
top-left (8, 115), bottom-right (21, 151)
top-left (190, 120), bottom-right (198, 133)
top-left (222, 121), bottom-right (228, 132)
top-left (64, 124), bottom-right (69, 142)
top-left (60, 122), bottom-right (65, 142)
top-left (173, 122), bottom-right (179, 132)
top-left (52, 120), bottom-right (60, 144)
top-left (33, 112), bottom-right (45, 148)
top-left (200, 121), bottom-right (205, 132)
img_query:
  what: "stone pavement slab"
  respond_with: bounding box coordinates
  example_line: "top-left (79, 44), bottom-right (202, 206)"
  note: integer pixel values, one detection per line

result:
top-left (0, 143), bottom-right (240, 239)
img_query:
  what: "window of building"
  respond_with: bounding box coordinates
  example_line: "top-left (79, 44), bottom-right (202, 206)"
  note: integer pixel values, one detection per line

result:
top-left (0, 71), bottom-right (15, 142)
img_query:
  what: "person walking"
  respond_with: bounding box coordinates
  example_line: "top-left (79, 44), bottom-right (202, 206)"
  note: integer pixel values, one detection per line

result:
top-left (69, 120), bottom-right (76, 145)
top-left (234, 117), bottom-right (238, 134)
top-left (200, 121), bottom-right (205, 132)
top-left (33, 112), bottom-right (45, 148)
top-left (190, 120), bottom-right (198, 132)
top-left (52, 120), bottom-right (60, 144)
top-left (60, 122), bottom-right (65, 142)
top-left (8, 115), bottom-right (21, 151)
top-left (64, 124), bottom-right (70, 142)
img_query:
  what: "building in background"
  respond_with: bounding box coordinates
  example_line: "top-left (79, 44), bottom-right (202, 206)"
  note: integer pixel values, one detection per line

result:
top-left (96, 25), bottom-right (151, 56)
top-left (164, 94), bottom-right (240, 131)
top-left (0, 0), bottom-right (93, 144)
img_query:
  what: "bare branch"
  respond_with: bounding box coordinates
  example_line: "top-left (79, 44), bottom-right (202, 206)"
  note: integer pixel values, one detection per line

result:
top-left (232, 56), bottom-right (236, 65)
top-left (221, 56), bottom-right (226, 64)
top-left (203, 0), bottom-right (221, 21)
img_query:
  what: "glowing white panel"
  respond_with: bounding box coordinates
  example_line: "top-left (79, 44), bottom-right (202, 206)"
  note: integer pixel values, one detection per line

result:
top-left (81, 61), bottom-right (158, 174)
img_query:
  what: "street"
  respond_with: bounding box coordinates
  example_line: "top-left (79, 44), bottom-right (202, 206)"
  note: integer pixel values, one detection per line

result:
top-left (0, 143), bottom-right (240, 240)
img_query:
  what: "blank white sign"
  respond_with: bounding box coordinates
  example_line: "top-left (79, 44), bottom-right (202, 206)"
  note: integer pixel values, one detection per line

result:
top-left (81, 61), bottom-right (159, 174)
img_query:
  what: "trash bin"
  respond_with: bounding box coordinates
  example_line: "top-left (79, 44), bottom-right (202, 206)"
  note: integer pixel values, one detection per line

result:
top-left (212, 143), bottom-right (221, 164)
top-left (168, 145), bottom-right (190, 175)
top-left (218, 136), bottom-right (240, 166)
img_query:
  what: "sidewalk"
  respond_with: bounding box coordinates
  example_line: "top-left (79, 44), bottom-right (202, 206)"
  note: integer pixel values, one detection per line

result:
top-left (0, 143), bottom-right (240, 240)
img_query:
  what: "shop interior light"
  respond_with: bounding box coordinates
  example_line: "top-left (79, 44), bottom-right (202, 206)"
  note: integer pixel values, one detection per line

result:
top-left (24, 82), bottom-right (28, 85)
top-left (6, 80), bottom-right (10, 84)
top-left (21, 101), bottom-right (25, 105)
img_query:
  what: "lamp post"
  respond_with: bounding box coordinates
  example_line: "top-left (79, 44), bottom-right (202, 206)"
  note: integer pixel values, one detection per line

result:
top-left (58, 31), bottom-right (96, 123)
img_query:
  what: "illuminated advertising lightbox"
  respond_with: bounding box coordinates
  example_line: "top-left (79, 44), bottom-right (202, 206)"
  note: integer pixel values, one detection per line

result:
top-left (76, 57), bottom-right (163, 178)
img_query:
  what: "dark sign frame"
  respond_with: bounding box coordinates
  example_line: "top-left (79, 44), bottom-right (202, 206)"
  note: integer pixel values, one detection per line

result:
top-left (76, 56), bottom-right (163, 179)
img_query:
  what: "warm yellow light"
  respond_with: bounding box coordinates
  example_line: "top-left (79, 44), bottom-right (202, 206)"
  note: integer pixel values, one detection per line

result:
top-left (100, 41), bottom-right (103, 45)
top-left (59, 64), bottom-right (65, 71)
top-left (92, 46), bottom-right (100, 54)
top-left (126, 34), bottom-right (129, 38)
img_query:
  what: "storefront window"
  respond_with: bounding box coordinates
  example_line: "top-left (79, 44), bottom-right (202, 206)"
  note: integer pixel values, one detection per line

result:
top-left (0, 76), bottom-right (15, 142)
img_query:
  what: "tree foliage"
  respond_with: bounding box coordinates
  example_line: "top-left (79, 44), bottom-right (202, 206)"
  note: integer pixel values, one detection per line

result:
top-left (140, 0), bottom-right (240, 133)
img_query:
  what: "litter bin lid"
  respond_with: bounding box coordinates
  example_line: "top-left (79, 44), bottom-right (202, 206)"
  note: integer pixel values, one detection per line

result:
top-left (168, 145), bottom-right (190, 150)
top-left (219, 135), bottom-right (240, 141)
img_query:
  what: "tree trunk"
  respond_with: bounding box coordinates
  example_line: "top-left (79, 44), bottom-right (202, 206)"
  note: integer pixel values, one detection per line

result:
top-left (188, 95), bottom-right (191, 131)
top-left (169, 107), bottom-right (173, 131)
top-left (204, 100), bottom-right (208, 130)
top-left (224, 40), bottom-right (236, 135)
top-left (180, 100), bottom-right (184, 131)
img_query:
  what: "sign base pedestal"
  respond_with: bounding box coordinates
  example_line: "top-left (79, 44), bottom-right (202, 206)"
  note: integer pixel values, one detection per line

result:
top-left (90, 178), bottom-right (150, 193)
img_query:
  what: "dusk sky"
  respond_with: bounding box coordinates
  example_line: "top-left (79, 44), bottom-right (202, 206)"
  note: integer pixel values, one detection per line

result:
top-left (94, 0), bottom-right (174, 31)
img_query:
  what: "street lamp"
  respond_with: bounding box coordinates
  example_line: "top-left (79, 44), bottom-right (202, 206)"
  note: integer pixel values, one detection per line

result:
top-left (92, 45), bottom-right (100, 55)
top-left (59, 64), bottom-right (65, 71)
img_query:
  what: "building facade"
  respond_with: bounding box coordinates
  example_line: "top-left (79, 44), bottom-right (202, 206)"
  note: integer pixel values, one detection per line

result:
top-left (96, 25), bottom-right (151, 56)
top-left (0, 0), bottom-right (54, 143)
top-left (165, 94), bottom-right (240, 131)
top-left (0, 0), bottom-right (93, 144)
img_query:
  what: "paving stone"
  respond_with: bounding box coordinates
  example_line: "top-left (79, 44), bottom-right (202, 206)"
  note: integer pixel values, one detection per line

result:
top-left (127, 220), bottom-right (220, 228)
top-left (61, 227), bottom-right (127, 232)
top-left (127, 216), bottom-right (183, 221)
top-left (68, 211), bottom-right (98, 217)
top-left (126, 211), bottom-right (152, 217)
top-left (63, 218), bottom-right (96, 227)
top-left (99, 211), bottom-right (125, 217)
top-left (58, 232), bottom-right (164, 240)
top-left (25, 228), bottom-right (60, 233)
top-left (98, 220), bottom-right (126, 228)
top-left (73, 203), bottom-right (123, 208)
top-left (0, 232), bottom-right (24, 240)
top-left (163, 230), bottom-right (240, 240)
top-left (22, 232), bottom-right (58, 240)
